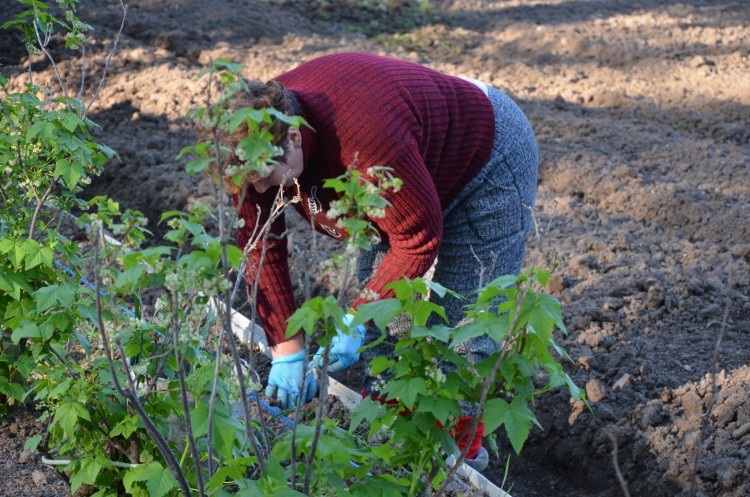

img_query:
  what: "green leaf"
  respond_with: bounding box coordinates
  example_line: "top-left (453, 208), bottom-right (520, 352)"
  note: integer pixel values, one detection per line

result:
top-left (368, 355), bottom-right (394, 375)
top-left (412, 300), bottom-right (446, 326)
top-left (383, 377), bottom-right (427, 408)
top-left (286, 300), bottom-right (323, 336)
top-left (227, 107), bottom-right (270, 133)
top-left (349, 397), bottom-right (388, 433)
top-left (34, 284), bottom-right (60, 312)
top-left (22, 241), bottom-right (54, 269)
top-left (76, 302), bottom-right (99, 325)
top-left (185, 156), bottom-right (214, 175)
top-left (266, 108), bottom-right (307, 129)
top-left (59, 111), bottom-right (82, 132)
top-left (411, 324), bottom-right (452, 342)
top-left (14, 353), bottom-right (36, 378)
top-left (424, 279), bottom-right (461, 300)
top-left (190, 404), bottom-right (241, 456)
top-left (115, 264), bottom-right (148, 288)
top-left (236, 133), bottom-right (274, 164)
top-left (52, 401), bottom-right (90, 436)
top-left (350, 478), bottom-right (405, 497)
top-left (57, 282), bottom-right (77, 308)
top-left (96, 142), bottom-right (118, 160)
top-left (357, 299), bottom-right (402, 332)
top-left (0, 377), bottom-right (26, 401)
top-left (0, 238), bottom-right (25, 269)
top-left (415, 396), bottom-right (459, 425)
top-left (123, 462), bottom-right (177, 497)
top-left (482, 397), bottom-right (509, 434)
top-left (26, 119), bottom-right (47, 140)
top-left (189, 403), bottom-right (210, 438)
top-left (497, 397), bottom-right (539, 454)
top-left (23, 434), bottom-right (42, 452)
top-left (110, 416), bottom-right (138, 438)
top-left (70, 457), bottom-right (102, 493)
top-left (3, 296), bottom-right (34, 321)
top-left (54, 158), bottom-right (85, 190)
top-left (206, 458), bottom-right (256, 493)
top-left (449, 320), bottom-right (493, 347)
top-left (529, 293), bottom-right (567, 336)
top-left (11, 321), bottom-right (40, 344)
top-left (47, 378), bottom-right (72, 399)
top-left (0, 266), bottom-right (29, 300)
top-left (225, 244), bottom-right (243, 268)
top-left (41, 121), bottom-right (59, 140)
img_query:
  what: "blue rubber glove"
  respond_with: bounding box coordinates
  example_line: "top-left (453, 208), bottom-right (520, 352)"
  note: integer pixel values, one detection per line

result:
top-left (310, 314), bottom-right (366, 373)
top-left (265, 350), bottom-right (317, 410)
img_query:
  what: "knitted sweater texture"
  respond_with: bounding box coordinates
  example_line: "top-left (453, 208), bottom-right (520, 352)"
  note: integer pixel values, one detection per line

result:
top-left (236, 52), bottom-right (495, 345)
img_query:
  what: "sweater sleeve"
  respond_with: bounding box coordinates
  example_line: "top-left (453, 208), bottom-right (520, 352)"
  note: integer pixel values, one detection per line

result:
top-left (351, 143), bottom-right (443, 309)
top-left (236, 189), bottom-right (299, 346)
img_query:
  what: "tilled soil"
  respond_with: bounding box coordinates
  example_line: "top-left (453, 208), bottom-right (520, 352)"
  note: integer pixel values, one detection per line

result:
top-left (2, 1), bottom-right (749, 496)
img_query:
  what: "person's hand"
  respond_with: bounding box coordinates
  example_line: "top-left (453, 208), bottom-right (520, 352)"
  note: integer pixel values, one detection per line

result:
top-left (265, 350), bottom-right (317, 409)
top-left (310, 315), bottom-right (366, 373)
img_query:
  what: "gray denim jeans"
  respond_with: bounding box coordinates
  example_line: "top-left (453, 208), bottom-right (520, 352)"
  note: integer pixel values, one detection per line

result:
top-left (358, 87), bottom-right (539, 410)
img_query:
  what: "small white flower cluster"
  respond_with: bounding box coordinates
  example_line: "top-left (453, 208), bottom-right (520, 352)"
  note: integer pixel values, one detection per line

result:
top-left (64, 31), bottom-right (86, 49)
top-left (224, 164), bottom-right (241, 178)
top-left (224, 374), bottom-right (240, 399)
top-left (326, 198), bottom-right (351, 219)
top-left (342, 242), bottom-right (359, 258)
top-left (369, 379), bottom-right (387, 394)
top-left (177, 324), bottom-right (204, 347)
top-left (358, 288), bottom-right (380, 302)
top-left (130, 362), bottom-right (148, 378)
top-left (154, 295), bottom-right (169, 313)
top-left (164, 272), bottom-right (181, 292)
top-left (425, 365), bottom-right (447, 384)
top-left (364, 206), bottom-right (386, 219)
top-left (166, 269), bottom-right (228, 298)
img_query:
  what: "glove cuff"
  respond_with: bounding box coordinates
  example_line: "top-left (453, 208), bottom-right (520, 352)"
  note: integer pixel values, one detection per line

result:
top-left (271, 350), bottom-right (305, 364)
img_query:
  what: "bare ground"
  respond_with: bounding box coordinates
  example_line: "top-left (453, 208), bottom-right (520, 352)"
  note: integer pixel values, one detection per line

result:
top-left (1, 1), bottom-right (749, 496)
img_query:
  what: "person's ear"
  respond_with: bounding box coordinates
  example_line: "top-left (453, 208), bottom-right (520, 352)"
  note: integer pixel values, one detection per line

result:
top-left (288, 127), bottom-right (302, 149)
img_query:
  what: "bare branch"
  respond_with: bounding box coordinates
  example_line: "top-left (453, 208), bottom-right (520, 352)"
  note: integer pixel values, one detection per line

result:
top-left (608, 432), bottom-right (632, 497)
top-left (91, 242), bottom-right (192, 496)
top-left (86, 0), bottom-right (128, 111)
top-left (688, 300), bottom-right (730, 497)
top-left (169, 291), bottom-right (206, 497)
top-left (31, 12), bottom-right (69, 102)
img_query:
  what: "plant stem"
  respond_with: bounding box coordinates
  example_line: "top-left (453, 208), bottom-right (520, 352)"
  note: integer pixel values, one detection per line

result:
top-left (28, 185), bottom-right (53, 240)
top-left (92, 244), bottom-right (191, 496)
top-left (688, 301), bottom-right (729, 497)
top-left (608, 432), bottom-right (631, 497)
top-left (86, 1), bottom-right (128, 112)
top-left (437, 277), bottom-right (533, 496)
top-left (170, 291), bottom-right (206, 497)
top-left (304, 343), bottom-right (332, 495)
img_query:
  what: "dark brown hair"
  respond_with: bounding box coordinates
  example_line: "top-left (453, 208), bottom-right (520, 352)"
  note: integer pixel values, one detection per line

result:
top-left (200, 78), bottom-right (301, 192)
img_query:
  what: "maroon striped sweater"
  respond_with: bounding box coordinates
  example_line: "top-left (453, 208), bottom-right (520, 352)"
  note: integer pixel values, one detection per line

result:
top-left (237, 52), bottom-right (495, 345)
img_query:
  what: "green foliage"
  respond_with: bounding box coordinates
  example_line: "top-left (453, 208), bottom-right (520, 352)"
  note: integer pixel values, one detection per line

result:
top-left (180, 58), bottom-right (308, 193)
top-left (323, 166), bottom-right (402, 251)
top-left (1, 2), bottom-right (582, 494)
top-left (2, 0), bottom-right (93, 53)
top-left (0, 1), bottom-right (111, 417)
top-left (373, 269), bottom-right (581, 455)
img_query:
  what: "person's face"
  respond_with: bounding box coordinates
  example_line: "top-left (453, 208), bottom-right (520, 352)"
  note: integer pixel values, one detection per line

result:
top-left (251, 128), bottom-right (303, 194)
